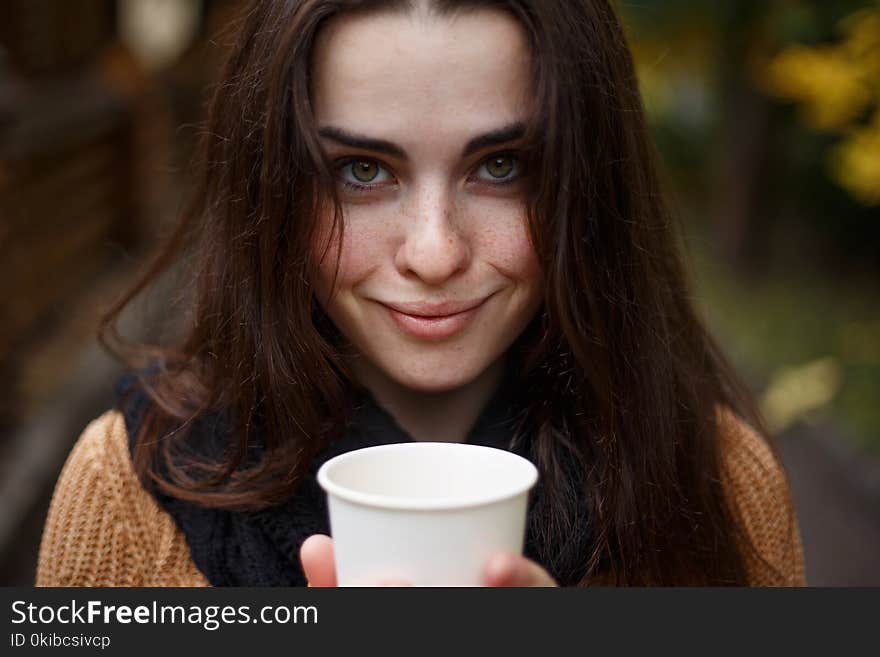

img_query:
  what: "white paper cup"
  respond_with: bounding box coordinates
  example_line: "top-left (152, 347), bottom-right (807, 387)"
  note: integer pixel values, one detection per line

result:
top-left (317, 442), bottom-right (538, 586)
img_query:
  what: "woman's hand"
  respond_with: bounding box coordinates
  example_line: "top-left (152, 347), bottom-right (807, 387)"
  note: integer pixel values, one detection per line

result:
top-left (300, 534), bottom-right (557, 587)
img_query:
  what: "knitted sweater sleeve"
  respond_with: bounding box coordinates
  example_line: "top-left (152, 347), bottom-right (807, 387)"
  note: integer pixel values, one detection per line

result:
top-left (718, 408), bottom-right (806, 586)
top-left (36, 411), bottom-right (209, 587)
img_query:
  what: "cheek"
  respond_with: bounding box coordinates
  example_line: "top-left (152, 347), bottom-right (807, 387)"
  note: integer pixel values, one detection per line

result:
top-left (311, 210), bottom-right (384, 297)
top-left (473, 207), bottom-right (541, 282)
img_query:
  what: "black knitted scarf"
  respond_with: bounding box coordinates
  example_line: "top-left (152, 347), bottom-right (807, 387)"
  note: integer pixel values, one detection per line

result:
top-left (116, 372), bottom-right (590, 586)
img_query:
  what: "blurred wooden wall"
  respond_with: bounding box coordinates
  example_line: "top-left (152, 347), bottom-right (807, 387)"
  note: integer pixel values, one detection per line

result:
top-left (0, 0), bottom-right (237, 584)
top-left (0, 0), bottom-right (142, 431)
top-left (0, 0), bottom-right (238, 432)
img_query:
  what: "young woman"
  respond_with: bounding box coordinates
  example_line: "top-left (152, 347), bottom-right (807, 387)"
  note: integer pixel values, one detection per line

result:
top-left (37, 0), bottom-right (804, 587)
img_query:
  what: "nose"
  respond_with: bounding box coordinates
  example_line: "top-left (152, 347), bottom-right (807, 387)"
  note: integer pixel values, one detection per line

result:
top-left (395, 184), bottom-right (471, 285)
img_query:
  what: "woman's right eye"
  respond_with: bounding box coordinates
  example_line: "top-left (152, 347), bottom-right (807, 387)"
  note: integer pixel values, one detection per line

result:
top-left (336, 158), bottom-right (395, 191)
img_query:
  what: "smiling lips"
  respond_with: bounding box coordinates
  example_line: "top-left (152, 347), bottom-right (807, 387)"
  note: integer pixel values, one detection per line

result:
top-left (381, 297), bottom-right (490, 340)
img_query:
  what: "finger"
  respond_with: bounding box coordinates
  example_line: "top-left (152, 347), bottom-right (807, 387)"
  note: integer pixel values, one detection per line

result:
top-left (484, 553), bottom-right (556, 587)
top-left (374, 578), bottom-right (412, 587)
top-left (300, 534), bottom-right (337, 587)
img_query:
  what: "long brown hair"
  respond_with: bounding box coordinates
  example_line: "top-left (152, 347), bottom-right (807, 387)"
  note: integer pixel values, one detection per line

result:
top-left (101, 0), bottom-right (771, 585)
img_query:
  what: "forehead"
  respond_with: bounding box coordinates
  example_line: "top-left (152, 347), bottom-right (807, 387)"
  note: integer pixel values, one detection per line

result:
top-left (310, 8), bottom-right (532, 151)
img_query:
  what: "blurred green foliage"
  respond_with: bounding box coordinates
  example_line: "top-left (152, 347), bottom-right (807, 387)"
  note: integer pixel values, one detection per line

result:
top-left (690, 243), bottom-right (880, 453)
top-left (619, 1), bottom-right (880, 449)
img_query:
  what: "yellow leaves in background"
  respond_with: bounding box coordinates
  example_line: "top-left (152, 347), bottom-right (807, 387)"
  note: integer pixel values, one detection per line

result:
top-left (761, 316), bottom-right (880, 434)
top-left (830, 114), bottom-right (880, 205)
top-left (759, 6), bottom-right (880, 206)
top-left (841, 7), bottom-right (880, 78)
top-left (763, 45), bottom-right (872, 130)
top-left (761, 357), bottom-right (843, 434)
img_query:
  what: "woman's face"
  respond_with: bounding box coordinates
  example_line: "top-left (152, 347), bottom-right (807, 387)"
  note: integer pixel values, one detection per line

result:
top-left (310, 7), bottom-right (543, 392)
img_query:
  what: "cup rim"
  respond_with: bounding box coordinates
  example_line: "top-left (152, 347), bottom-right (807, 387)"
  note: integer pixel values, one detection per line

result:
top-left (316, 442), bottom-right (539, 511)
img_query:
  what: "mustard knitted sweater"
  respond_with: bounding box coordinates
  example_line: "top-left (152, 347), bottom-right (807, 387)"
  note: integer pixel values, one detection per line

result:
top-left (36, 409), bottom-right (806, 587)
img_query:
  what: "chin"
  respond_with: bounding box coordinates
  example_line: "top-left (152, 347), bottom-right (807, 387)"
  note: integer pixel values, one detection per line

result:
top-left (383, 361), bottom-right (483, 393)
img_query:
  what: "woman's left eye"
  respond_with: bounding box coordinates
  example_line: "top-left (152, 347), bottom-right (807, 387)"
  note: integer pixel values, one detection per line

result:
top-left (474, 155), bottom-right (520, 183)
top-left (337, 158), bottom-right (394, 189)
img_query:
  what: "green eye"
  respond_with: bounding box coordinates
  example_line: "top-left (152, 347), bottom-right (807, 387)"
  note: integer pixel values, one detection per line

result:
top-left (351, 160), bottom-right (379, 182)
top-left (485, 156), bottom-right (514, 179)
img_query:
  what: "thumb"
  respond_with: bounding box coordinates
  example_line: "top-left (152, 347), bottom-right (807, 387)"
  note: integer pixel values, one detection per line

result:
top-left (484, 553), bottom-right (557, 587)
top-left (300, 534), bottom-right (337, 587)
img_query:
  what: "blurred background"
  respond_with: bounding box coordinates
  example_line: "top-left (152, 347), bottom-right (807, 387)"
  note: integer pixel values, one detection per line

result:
top-left (0, 0), bottom-right (877, 585)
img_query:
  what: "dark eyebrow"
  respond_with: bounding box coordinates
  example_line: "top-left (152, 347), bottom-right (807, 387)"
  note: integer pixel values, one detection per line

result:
top-left (318, 126), bottom-right (407, 160)
top-left (317, 121), bottom-right (527, 161)
top-left (461, 122), bottom-right (526, 157)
